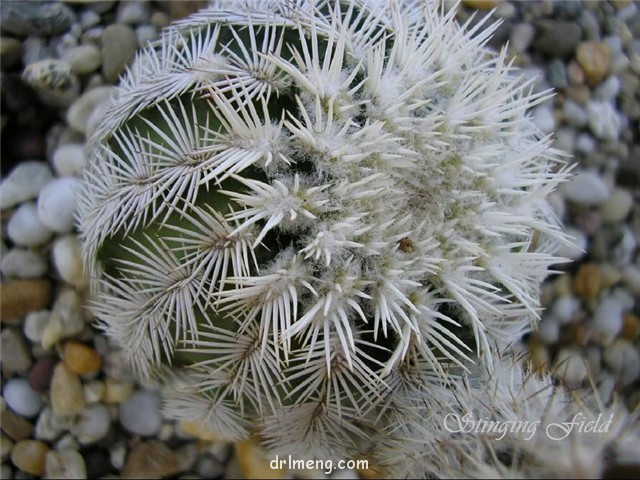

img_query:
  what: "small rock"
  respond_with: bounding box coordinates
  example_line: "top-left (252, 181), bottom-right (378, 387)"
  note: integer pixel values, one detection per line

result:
top-left (577, 41), bottom-right (611, 86)
top-left (42, 289), bottom-right (85, 349)
top-left (21, 59), bottom-right (80, 107)
top-left (80, 9), bottom-right (101, 30)
top-left (101, 24), bottom-right (137, 82)
top-left (62, 44), bottom-right (102, 75)
top-left (550, 295), bottom-right (580, 324)
top-left (0, 161), bottom-right (53, 210)
top-left (52, 144), bottom-right (87, 177)
top-left (554, 348), bottom-right (589, 386)
top-left (537, 317), bottom-right (560, 344)
top-left (34, 407), bottom-right (74, 442)
top-left (2, 379), bottom-right (43, 418)
top-left (510, 23), bottom-right (535, 53)
top-left (52, 235), bottom-right (87, 289)
top-left (597, 372), bottom-right (616, 404)
top-left (37, 177), bottom-right (79, 234)
top-left (621, 265), bottom-right (640, 295)
top-left (0, 36), bottom-right (22, 69)
top-left (0, 1), bottom-right (75, 37)
top-left (10, 440), bottom-right (49, 476)
top-left (592, 296), bottom-right (625, 342)
top-left (122, 440), bottom-right (182, 479)
top-left (599, 188), bottom-right (633, 223)
top-left (197, 456), bottom-right (225, 479)
top-left (103, 378), bottom-right (134, 404)
top-left (555, 227), bottom-right (586, 260)
top-left (23, 310), bottom-right (51, 344)
top-left (594, 75), bottom-right (621, 101)
top-left (563, 100), bottom-right (588, 128)
top-left (560, 170), bottom-right (610, 205)
top-left (84, 380), bottom-right (105, 404)
top-left (574, 210), bottom-right (603, 236)
top-left (66, 86), bottom-right (117, 135)
top-left (28, 355), bottom-right (58, 393)
top-left (0, 279), bottom-right (52, 323)
top-left (586, 100), bottom-right (621, 141)
top-left (45, 449), bottom-right (87, 479)
top-left (55, 433), bottom-right (80, 452)
top-left (135, 25), bottom-right (157, 47)
top-left (119, 389), bottom-right (162, 436)
top-left (7, 202), bottom-right (54, 247)
top-left (72, 404), bottom-right (110, 445)
top-left (532, 106), bottom-right (555, 133)
top-left (0, 408), bottom-right (33, 441)
top-left (533, 20), bottom-right (582, 57)
top-left (0, 329), bottom-right (32, 376)
top-left (63, 341), bottom-right (102, 375)
top-left (1, 249), bottom-right (47, 279)
top-left (117, 0), bottom-right (150, 24)
top-left (574, 133), bottom-right (596, 154)
top-left (546, 59), bottom-right (568, 89)
top-left (603, 340), bottom-right (640, 387)
top-left (51, 363), bottom-right (86, 417)
top-left (573, 263), bottom-right (603, 301)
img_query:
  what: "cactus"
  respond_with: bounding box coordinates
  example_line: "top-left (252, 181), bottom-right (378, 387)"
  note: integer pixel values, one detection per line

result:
top-left (78, 0), bottom-right (583, 474)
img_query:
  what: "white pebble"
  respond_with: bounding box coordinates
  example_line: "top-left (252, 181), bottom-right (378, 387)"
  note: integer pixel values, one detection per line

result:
top-left (45, 449), bottom-right (87, 479)
top-left (52, 235), bottom-right (87, 289)
top-left (621, 265), bottom-right (640, 295)
top-left (72, 404), bottom-right (111, 445)
top-left (599, 188), bottom-right (633, 223)
top-left (35, 407), bottom-right (75, 441)
top-left (62, 44), bottom-right (101, 75)
top-left (563, 100), bottom-right (588, 128)
top-left (2, 379), bottom-right (44, 418)
top-left (603, 340), bottom-right (640, 387)
top-left (550, 295), bottom-right (580, 324)
top-left (23, 310), bottom-right (51, 344)
top-left (37, 178), bottom-right (78, 233)
top-left (7, 202), bottom-right (53, 246)
top-left (66, 86), bottom-right (117, 135)
top-left (555, 227), bottom-right (587, 260)
top-left (532, 106), bottom-right (555, 134)
top-left (119, 389), bottom-right (162, 436)
top-left (587, 100), bottom-right (622, 141)
top-left (554, 348), bottom-right (588, 387)
top-left (537, 317), bottom-right (560, 344)
top-left (1, 249), bottom-right (47, 279)
top-left (594, 75), bottom-right (621, 102)
top-left (52, 144), bottom-right (87, 177)
top-left (560, 169), bottom-right (610, 205)
top-left (592, 296), bottom-right (624, 342)
top-left (0, 161), bottom-right (53, 210)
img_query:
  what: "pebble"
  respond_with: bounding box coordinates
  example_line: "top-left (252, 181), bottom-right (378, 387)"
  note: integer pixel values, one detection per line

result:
top-left (42, 289), bottom-right (85, 349)
top-left (28, 355), bottom-right (58, 393)
top-left (21, 59), bottom-right (80, 107)
top-left (0, 36), bottom-right (22, 69)
top-left (72, 404), bottom-right (111, 445)
top-left (577, 41), bottom-right (612, 86)
top-left (594, 75), bottom-right (621, 102)
top-left (66, 86), bottom-right (117, 135)
top-left (562, 100), bottom-right (588, 128)
top-left (555, 227), bottom-right (587, 260)
top-left (63, 340), bottom-right (102, 375)
top-left (560, 170), bottom-right (610, 205)
top-left (510, 23), bottom-right (535, 53)
top-left (52, 143), bottom-right (87, 177)
top-left (103, 378), bottom-right (134, 404)
top-left (7, 202), bottom-right (54, 247)
top-left (1, 408), bottom-right (33, 441)
top-left (0, 1), bottom-right (75, 37)
top-left (37, 177), bottom-right (79, 233)
top-left (0, 279), bottom-right (52, 323)
top-left (621, 264), bottom-right (640, 294)
top-left (51, 363), bottom-right (86, 417)
top-left (117, 0), bottom-right (151, 24)
top-left (119, 389), bottom-right (162, 436)
top-left (34, 407), bottom-right (74, 442)
top-left (122, 440), bottom-right (182, 479)
top-left (101, 24), bottom-right (138, 82)
top-left (197, 456), bottom-right (225, 478)
top-left (546, 58), bottom-right (568, 89)
top-left (554, 348), bottom-right (589, 386)
top-left (603, 340), bottom-right (640, 387)
top-left (574, 133), bottom-right (596, 154)
top-left (537, 316), bottom-right (560, 344)
top-left (587, 100), bottom-right (621, 141)
top-left (84, 380), bottom-right (106, 404)
top-left (599, 188), bottom-right (633, 223)
top-left (574, 210), bottom-right (603, 235)
top-left (532, 106), bottom-right (555, 133)
top-left (135, 25), bottom-right (157, 47)
top-left (0, 161), bottom-right (53, 210)
top-left (592, 295), bottom-right (625, 342)
top-left (621, 313), bottom-right (640, 341)
top-left (533, 20), bottom-right (582, 57)
top-left (573, 263), bottom-right (604, 301)
top-left (0, 328), bottom-right (32, 376)
top-left (550, 295), bottom-right (581, 324)
top-left (23, 310), bottom-right (51, 344)
top-left (62, 44), bottom-right (102, 75)
top-left (1, 249), bottom-right (47, 279)
top-left (45, 449), bottom-right (87, 479)
top-left (10, 439), bottom-right (49, 476)
top-left (80, 9), bottom-right (101, 30)
top-left (2, 379), bottom-right (43, 418)
top-left (52, 235), bottom-right (87, 289)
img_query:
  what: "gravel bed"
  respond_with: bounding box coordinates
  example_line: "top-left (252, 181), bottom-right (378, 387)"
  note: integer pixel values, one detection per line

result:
top-left (1, 0), bottom-right (639, 478)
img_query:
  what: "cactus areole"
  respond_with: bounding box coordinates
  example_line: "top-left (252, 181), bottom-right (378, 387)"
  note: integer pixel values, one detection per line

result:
top-left (79, 0), bottom-right (571, 469)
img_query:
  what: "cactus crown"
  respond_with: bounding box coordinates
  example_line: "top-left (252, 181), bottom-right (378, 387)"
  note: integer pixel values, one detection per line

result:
top-left (79, 0), bottom-right (572, 469)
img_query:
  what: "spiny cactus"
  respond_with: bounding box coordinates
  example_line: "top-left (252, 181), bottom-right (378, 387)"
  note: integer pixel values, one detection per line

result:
top-left (79, 0), bottom-right (577, 473)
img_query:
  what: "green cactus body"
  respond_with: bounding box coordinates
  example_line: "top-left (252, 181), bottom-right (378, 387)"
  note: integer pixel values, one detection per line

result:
top-left (79, 0), bottom-right (574, 472)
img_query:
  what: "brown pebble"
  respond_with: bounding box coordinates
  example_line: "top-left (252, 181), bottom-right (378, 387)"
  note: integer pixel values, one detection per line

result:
top-left (576, 41), bottom-right (611, 86)
top-left (236, 440), bottom-right (285, 480)
top-left (560, 323), bottom-right (589, 346)
top-left (567, 60), bottom-right (585, 85)
top-left (63, 340), bottom-right (102, 375)
top-left (462, 0), bottom-right (500, 8)
top-left (10, 439), bottom-right (49, 476)
top-left (0, 280), bottom-right (52, 323)
top-left (573, 263), bottom-right (603, 301)
top-left (0, 408), bottom-right (33, 441)
top-left (28, 355), bottom-right (58, 393)
top-left (122, 440), bottom-right (182, 479)
top-left (358, 457), bottom-right (389, 480)
top-left (50, 363), bottom-right (86, 417)
top-left (621, 313), bottom-right (640, 341)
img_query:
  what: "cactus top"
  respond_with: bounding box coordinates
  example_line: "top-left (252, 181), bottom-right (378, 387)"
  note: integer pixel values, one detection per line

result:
top-left (79, 0), bottom-right (571, 460)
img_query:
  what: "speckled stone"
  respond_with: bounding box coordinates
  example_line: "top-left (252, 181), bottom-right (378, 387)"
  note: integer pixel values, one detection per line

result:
top-left (577, 41), bottom-right (611, 86)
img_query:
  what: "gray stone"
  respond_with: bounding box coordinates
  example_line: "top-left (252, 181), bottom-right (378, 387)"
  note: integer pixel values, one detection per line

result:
top-left (563, 100), bottom-right (588, 128)
top-left (599, 188), bottom-right (633, 223)
top-left (510, 23), bottom-right (534, 53)
top-left (546, 59), bottom-right (568, 89)
top-left (0, 329), bottom-right (32, 376)
top-left (101, 24), bottom-right (137, 82)
top-left (594, 75), bottom-right (621, 102)
top-left (119, 390), bottom-right (162, 436)
top-left (117, 0), bottom-right (150, 25)
top-left (62, 45), bottom-right (102, 75)
top-left (0, 37), bottom-right (22, 69)
top-left (587, 100), bottom-right (622, 141)
top-left (1, 249), bottom-right (48, 279)
top-left (533, 20), bottom-right (582, 57)
top-left (560, 169), bottom-right (610, 205)
top-left (0, 1), bottom-right (75, 37)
